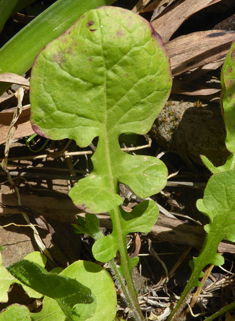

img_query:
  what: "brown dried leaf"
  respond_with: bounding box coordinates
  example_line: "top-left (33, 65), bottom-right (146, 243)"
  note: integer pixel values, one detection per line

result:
top-left (166, 30), bottom-right (235, 76)
top-left (214, 13), bottom-right (235, 31)
top-left (145, 0), bottom-right (176, 16)
top-left (0, 73), bottom-right (29, 87)
top-left (132, 0), bottom-right (151, 13)
top-left (151, 0), bottom-right (221, 42)
top-left (172, 79), bottom-right (221, 96)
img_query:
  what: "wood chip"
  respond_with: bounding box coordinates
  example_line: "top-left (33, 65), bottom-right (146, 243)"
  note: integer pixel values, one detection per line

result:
top-left (0, 104), bottom-right (34, 145)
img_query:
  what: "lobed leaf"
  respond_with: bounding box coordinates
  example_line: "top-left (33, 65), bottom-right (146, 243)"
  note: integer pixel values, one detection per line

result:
top-left (73, 214), bottom-right (102, 240)
top-left (168, 169), bottom-right (235, 320)
top-left (30, 6), bottom-right (171, 213)
top-left (93, 200), bottom-right (159, 274)
top-left (193, 169), bottom-right (235, 279)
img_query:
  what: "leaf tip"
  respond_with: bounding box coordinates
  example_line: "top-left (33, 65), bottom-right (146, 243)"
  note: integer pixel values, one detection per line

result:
top-left (76, 203), bottom-right (89, 211)
top-left (31, 123), bottom-right (51, 139)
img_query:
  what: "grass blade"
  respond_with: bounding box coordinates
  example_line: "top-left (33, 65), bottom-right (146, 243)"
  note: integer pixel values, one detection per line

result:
top-left (0, 0), bottom-right (115, 95)
top-left (0, 0), bottom-right (20, 31)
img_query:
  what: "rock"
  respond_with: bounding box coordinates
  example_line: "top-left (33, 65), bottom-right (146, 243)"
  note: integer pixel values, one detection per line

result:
top-left (151, 97), bottom-right (230, 166)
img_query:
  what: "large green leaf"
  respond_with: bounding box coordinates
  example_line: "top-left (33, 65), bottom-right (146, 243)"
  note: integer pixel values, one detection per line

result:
top-left (221, 40), bottom-right (235, 153)
top-left (30, 6), bottom-right (171, 214)
top-left (0, 0), bottom-right (115, 95)
top-left (30, 9), bottom-right (171, 318)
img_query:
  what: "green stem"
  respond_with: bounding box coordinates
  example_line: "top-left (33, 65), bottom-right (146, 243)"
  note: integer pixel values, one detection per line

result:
top-left (92, 218), bottom-right (144, 320)
top-left (92, 135), bottom-right (145, 319)
top-left (110, 207), bottom-right (145, 321)
top-left (204, 301), bottom-right (235, 321)
top-left (167, 228), bottom-right (222, 321)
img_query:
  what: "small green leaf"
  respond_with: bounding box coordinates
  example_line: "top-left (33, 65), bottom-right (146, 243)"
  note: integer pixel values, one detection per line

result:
top-left (73, 214), bottom-right (102, 239)
top-left (93, 200), bottom-right (159, 274)
top-left (0, 304), bottom-right (31, 321)
top-left (201, 154), bottom-right (235, 174)
top-left (221, 40), bottom-right (235, 152)
top-left (8, 260), bottom-right (94, 320)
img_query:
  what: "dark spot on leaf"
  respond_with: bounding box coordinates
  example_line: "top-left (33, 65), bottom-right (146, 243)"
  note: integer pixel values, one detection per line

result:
top-left (207, 31), bottom-right (225, 37)
top-left (149, 79), bottom-right (152, 81)
top-left (231, 50), bottom-right (235, 62)
top-left (52, 52), bottom-right (65, 67)
top-left (87, 21), bottom-right (95, 27)
top-left (67, 47), bottom-right (74, 55)
top-left (89, 29), bottom-right (97, 32)
top-left (227, 79), bottom-right (235, 88)
top-left (116, 30), bottom-right (123, 38)
top-left (89, 57), bottom-right (93, 61)
top-left (226, 66), bottom-right (233, 76)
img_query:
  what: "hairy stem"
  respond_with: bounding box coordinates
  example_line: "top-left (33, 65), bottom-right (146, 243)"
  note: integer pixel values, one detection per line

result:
top-left (109, 207), bottom-right (145, 321)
